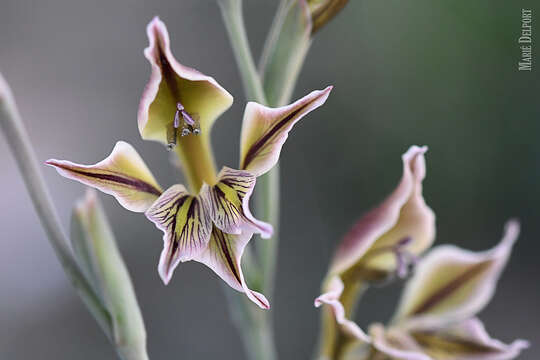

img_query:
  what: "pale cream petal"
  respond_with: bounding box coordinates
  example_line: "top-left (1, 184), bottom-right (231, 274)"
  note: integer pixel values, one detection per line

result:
top-left (393, 221), bottom-right (519, 328)
top-left (240, 87), bottom-right (332, 176)
top-left (194, 227), bottom-right (269, 309)
top-left (138, 16), bottom-right (233, 145)
top-left (370, 323), bottom-right (432, 360)
top-left (409, 318), bottom-right (529, 360)
top-left (314, 276), bottom-right (371, 342)
top-left (200, 167), bottom-right (272, 238)
top-left (145, 184), bottom-right (212, 284)
top-left (47, 141), bottom-right (162, 212)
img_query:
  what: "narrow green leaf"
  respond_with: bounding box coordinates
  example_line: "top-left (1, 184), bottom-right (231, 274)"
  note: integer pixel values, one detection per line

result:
top-left (72, 190), bottom-right (149, 360)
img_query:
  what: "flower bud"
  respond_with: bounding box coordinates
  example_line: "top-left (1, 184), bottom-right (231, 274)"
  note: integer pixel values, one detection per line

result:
top-left (308, 0), bottom-right (349, 33)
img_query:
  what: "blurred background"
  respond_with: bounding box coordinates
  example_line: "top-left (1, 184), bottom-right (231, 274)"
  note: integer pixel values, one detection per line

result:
top-left (1, 0), bottom-right (538, 359)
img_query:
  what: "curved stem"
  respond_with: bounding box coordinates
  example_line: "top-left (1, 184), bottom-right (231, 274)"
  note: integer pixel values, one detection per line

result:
top-left (217, 0), bottom-right (267, 104)
top-left (0, 74), bottom-right (113, 339)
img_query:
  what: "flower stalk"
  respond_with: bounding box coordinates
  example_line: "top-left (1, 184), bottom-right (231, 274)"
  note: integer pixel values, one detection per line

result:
top-left (0, 74), bottom-right (113, 341)
top-left (218, 1), bottom-right (320, 358)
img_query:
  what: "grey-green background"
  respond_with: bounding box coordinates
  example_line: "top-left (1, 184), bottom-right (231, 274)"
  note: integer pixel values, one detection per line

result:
top-left (0, 0), bottom-right (538, 359)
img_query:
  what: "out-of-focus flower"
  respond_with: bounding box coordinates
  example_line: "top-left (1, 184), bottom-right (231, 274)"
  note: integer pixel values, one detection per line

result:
top-left (325, 221), bottom-right (529, 360)
top-left (47, 17), bottom-right (332, 309)
top-left (315, 145), bottom-right (435, 341)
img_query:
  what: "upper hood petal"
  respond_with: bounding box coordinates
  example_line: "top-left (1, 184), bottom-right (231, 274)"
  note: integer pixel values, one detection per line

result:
top-left (138, 16), bottom-right (233, 145)
top-left (330, 146), bottom-right (435, 276)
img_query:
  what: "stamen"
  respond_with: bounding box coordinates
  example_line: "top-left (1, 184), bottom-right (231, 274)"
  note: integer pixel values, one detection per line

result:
top-left (166, 124), bottom-right (177, 151)
top-left (181, 111), bottom-right (195, 127)
top-left (174, 110), bottom-right (181, 129)
top-left (392, 237), bottom-right (416, 279)
top-left (172, 102), bottom-right (201, 137)
top-left (365, 236), bottom-right (418, 285)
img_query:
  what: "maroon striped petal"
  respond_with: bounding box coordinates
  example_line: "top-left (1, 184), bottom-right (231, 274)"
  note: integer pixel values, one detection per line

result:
top-left (408, 318), bottom-right (529, 360)
top-left (200, 167), bottom-right (272, 238)
top-left (46, 141), bottom-right (162, 212)
top-left (393, 220), bottom-right (520, 329)
top-left (239, 87), bottom-right (332, 176)
top-left (138, 17), bottom-right (233, 146)
top-left (145, 184), bottom-right (212, 284)
top-left (194, 227), bottom-right (269, 309)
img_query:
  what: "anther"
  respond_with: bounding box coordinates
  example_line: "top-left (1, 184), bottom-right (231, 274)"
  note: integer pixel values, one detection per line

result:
top-left (181, 110), bottom-right (195, 126)
top-left (172, 101), bottom-right (201, 137)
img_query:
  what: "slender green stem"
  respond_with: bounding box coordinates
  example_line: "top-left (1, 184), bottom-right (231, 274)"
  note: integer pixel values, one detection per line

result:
top-left (217, 1), bottom-right (282, 359)
top-left (258, 0), bottom-right (290, 77)
top-left (217, 0), bottom-right (267, 104)
top-left (255, 166), bottom-right (280, 295)
top-left (0, 74), bottom-right (113, 339)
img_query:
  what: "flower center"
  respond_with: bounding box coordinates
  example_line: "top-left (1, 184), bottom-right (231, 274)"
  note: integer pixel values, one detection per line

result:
top-left (166, 102), bottom-right (201, 150)
top-left (364, 236), bottom-right (419, 281)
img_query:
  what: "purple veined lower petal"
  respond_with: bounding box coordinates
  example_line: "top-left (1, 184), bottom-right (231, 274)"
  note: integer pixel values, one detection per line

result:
top-left (193, 227), bottom-right (270, 309)
top-left (369, 323), bottom-right (433, 360)
top-left (392, 220), bottom-right (520, 330)
top-left (239, 87), bottom-right (332, 177)
top-left (46, 141), bottom-right (162, 213)
top-left (314, 276), bottom-right (371, 342)
top-left (408, 318), bottom-right (529, 360)
top-left (199, 167), bottom-right (273, 238)
top-left (138, 16), bottom-right (233, 145)
top-left (145, 184), bottom-right (212, 284)
top-left (329, 145), bottom-right (436, 277)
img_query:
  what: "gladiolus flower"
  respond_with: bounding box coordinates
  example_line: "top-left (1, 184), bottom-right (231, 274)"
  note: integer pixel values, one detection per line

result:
top-left (47, 17), bottom-right (332, 309)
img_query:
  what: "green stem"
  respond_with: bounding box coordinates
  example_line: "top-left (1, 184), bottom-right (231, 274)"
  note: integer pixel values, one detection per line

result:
top-left (255, 166), bottom-right (280, 296)
top-left (217, 1), bottom-right (281, 359)
top-left (0, 74), bottom-right (113, 338)
top-left (217, 0), bottom-right (267, 104)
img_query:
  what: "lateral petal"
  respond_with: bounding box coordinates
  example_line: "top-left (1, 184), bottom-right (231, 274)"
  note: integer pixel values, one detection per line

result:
top-left (200, 167), bottom-right (272, 238)
top-left (145, 184), bottom-right (212, 284)
top-left (330, 146), bottom-right (435, 276)
top-left (409, 318), bottom-right (529, 360)
top-left (393, 221), bottom-right (519, 328)
top-left (194, 227), bottom-right (269, 309)
top-left (47, 141), bottom-right (162, 212)
top-left (314, 276), bottom-right (371, 342)
top-left (138, 16), bottom-right (233, 145)
top-left (370, 323), bottom-right (433, 360)
top-left (240, 87), bottom-right (332, 176)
